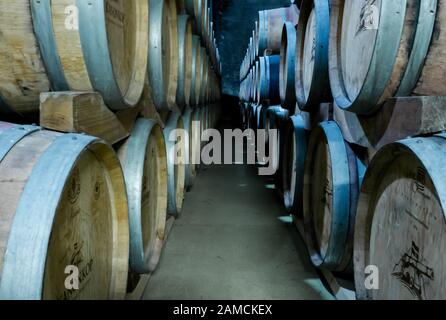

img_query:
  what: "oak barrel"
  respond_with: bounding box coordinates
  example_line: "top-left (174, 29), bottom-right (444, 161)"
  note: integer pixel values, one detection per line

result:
top-left (0, 123), bottom-right (129, 300)
top-left (257, 5), bottom-right (300, 56)
top-left (198, 48), bottom-right (209, 105)
top-left (0, 0), bottom-right (149, 114)
top-left (257, 55), bottom-right (281, 105)
top-left (266, 106), bottom-right (290, 190)
top-left (295, 0), bottom-right (331, 111)
top-left (329, 0), bottom-right (442, 114)
top-left (118, 119), bottom-right (168, 274)
top-left (354, 133), bottom-right (446, 300)
top-left (185, 0), bottom-right (202, 34)
top-left (190, 35), bottom-right (202, 107)
top-left (183, 107), bottom-right (200, 190)
top-left (163, 113), bottom-right (186, 216)
top-left (148, 0), bottom-right (179, 112)
top-left (176, 15), bottom-right (194, 110)
top-left (282, 115), bottom-right (308, 215)
top-left (280, 22), bottom-right (298, 111)
top-left (303, 121), bottom-right (366, 272)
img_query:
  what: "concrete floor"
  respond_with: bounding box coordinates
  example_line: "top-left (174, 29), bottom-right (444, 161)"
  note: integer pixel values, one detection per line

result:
top-left (143, 163), bottom-right (333, 300)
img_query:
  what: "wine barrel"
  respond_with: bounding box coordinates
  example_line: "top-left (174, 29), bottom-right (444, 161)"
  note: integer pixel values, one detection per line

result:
top-left (163, 113), bottom-right (186, 216)
top-left (354, 133), bottom-right (446, 300)
top-left (295, 0), bottom-right (331, 111)
top-left (117, 119), bottom-right (168, 274)
top-left (329, 0), bottom-right (441, 115)
top-left (303, 121), bottom-right (366, 272)
top-left (192, 38), bottom-right (203, 107)
top-left (199, 48), bottom-right (209, 105)
top-left (254, 61), bottom-right (260, 104)
top-left (185, 0), bottom-right (202, 34)
top-left (183, 108), bottom-right (199, 190)
top-left (265, 106), bottom-right (289, 189)
top-left (148, 0), bottom-right (179, 112)
top-left (257, 55), bottom-right (281, 105)
top-left (0, 0), bottom-right (149, 115)
top-left (201, 0), bottom-right (209, 44)
top-left (282, 115), bottom-right (308, 215)
top-left (257, 5), bottom-right (300, 56)
top-left (177, 15), bottom-right (194, 110)
top-left (0, 123), bottom-right (129, 300)
top-left (280, 22), bottom-right (298, 111)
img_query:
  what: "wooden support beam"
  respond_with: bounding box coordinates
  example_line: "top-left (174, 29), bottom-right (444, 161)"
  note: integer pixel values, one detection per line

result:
top-left (40, 92), bottom-right (130, 145)
top-left (334, 96), bottom-right (446, 157)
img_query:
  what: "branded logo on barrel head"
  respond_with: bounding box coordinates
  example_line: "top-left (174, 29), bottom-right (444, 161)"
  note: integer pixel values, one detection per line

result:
top-left (356, 0), bottom-right (379, 35)
top-left (392, 242), bottom-right (434, 300)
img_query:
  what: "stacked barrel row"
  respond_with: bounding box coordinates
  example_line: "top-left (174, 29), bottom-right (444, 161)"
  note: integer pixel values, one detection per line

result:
top-left (0, 0), bottom-right (221, 300)
top-left (239, 4), bottom-right (300, 104)
top-left (240, 0), bottom-right (446, 300)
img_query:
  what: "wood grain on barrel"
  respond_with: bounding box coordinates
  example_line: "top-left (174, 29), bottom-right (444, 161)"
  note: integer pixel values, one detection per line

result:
top-left (0, 0), bottom-right (50, 113)
top-left (118, 119), bottom-right (168, 274)
top-left (282, 115), bottom-right (308, 215)
top-left (163, 114), bottom-right (186, 216)
top-left (414, 0), bottom-right (446, 96)
top-left (0, 128), bottom-right (129, 299)
top-left (257, 5), bottom-right (300, 56)
top-left (355, 136), bottom-right (446, 300)
top-left (304, 121), bottom-right (364, 272)
top-left (280, 22), bottom-right (297, 111)
top-left (295, 0), bottom-right (331, 111)
top-left (330, 0), bottom-right (438, 114)
top-left (51, 0), bottom-right (92, 91)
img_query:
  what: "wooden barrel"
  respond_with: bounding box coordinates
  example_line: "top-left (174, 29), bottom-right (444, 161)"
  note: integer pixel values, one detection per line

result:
top-left (295, 0), bottom-right (331, 111)
top-left (176, 15), bottom-right (194, 110)
top-left (199, 48), bottom-right (209, 105)
top-left (176, 0), bottom-right (187, 14)
top-left (117, 119), bottom-right (167, 274)
top-left (303, 121), bottom-right (366, 272)
top-left (163, 113), bottom-right (186, 216)
top-left (282, 115), bottom-right (308, 215)
top-left (0, 123), bottom-right (129, 300)
top-left (257, 5), bottom-right (300, 56)
top-left (265, 106), bottom-right (289, 189)
top-left (273, 108), bottom-right (290, 193)
top-left (354, 133), bottom-right (446, 300)
top-left (190, 35), bottom-right (201, 107)
top-left (148, 0), bottom-right (179, 112)
top-left (0, 0), bottom-right (149, 115)
top-left (192, 37), bottom-right (203, 107)
top-left (183, 108), bottom-right (199, 190)
top-left (201, 0), bottom-right (209, 43)
top-left (329, 0), bottom-right (442, 115)
top-left (254, 61), bottom-right (260, 104)
top-left (257, 55), bottom-right (281, 105)
top-left (185, 0), bottom-right (202, 34)
top-left (280, 22), bottom-right (298, 111)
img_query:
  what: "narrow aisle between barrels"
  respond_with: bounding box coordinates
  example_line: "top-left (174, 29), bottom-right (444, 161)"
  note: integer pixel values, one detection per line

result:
top-left (143, 161), bottom-right (333, 300)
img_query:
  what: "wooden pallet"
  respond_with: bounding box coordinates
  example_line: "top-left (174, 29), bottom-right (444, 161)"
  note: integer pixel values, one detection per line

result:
top-left (125, 216), bottom-right (176, 300)
top-left (292, 216), bottom-right (356, 301)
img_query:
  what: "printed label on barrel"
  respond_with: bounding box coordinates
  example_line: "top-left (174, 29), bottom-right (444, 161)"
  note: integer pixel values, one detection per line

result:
top-left (369, 159), bottom-right (446, 300)
top-left (43, 151), bottom-right (113, 300)
top-left (105, 0), bottom-right (125, 28)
